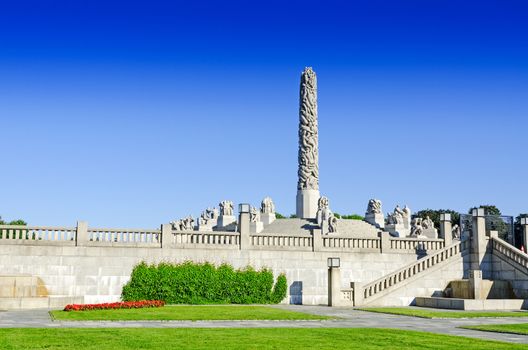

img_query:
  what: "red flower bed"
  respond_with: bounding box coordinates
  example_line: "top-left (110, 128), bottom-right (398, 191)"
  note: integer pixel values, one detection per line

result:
top-left (64, 300), bottom-right (165, 312)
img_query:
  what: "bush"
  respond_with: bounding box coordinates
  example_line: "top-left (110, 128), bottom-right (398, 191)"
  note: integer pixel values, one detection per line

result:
top-left (341, 214), bottom-right (364, 220)
top-left (122, 261), bottom-right (287, 304)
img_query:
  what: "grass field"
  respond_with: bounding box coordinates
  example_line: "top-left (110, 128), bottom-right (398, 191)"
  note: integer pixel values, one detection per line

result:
top-left (462, 323), bottom-right (528, 335)
top-left (0, 328), bottom-right (524, 349)
top-left (357, 307), bottom-right (528, 319)
top-left (50, 305), bottom-right (331, 321)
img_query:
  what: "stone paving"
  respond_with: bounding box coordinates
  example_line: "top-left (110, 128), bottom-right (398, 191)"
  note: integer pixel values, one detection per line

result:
top-left (1, 305), bottom-right (528, 345)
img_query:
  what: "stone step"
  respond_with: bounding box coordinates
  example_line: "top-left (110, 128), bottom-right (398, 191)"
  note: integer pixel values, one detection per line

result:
top-left (0, 296), bottom-right (84, 310)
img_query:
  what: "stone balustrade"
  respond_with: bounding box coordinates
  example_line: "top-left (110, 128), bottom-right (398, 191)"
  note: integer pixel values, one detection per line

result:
top-left (389, 237), bottom-right (445, 252)
top-left (322, 236), bottom-right (380, 251)
top-left (491, 237), bottom-right (528, 270)
top-left (359, 239), bottom-right (468, 305)
top-left (172, 230), bottom-right (240, 248)
top-left (87, 227), bottom-right (161, 247)
top-left (0, 225), bottom-right (76, 245)
top-left (251, 233), bottom-right (312, 250)
top-left (0, 223), bottom-right (452, 254)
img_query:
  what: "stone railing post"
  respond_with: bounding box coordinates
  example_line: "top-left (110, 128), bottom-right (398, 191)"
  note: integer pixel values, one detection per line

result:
top-left (327, 258), bottom-right (342, 306)
top-left (440, 213), bottom-right (452, 246)
top-left (379, 231), bottom-right (390, 253)
top-left (76, 221), bottom-right (89, 246)
top-left (351, 281), bottom-right (364, 307)
top-left (312, 228), bottom-right (322, 252)
top-left (238, 205), bottom-right (250, 250)
top-left (471, 208), bottom-right (486, 271)
top-left (521, 218), bottom-right (528, 252)
top-left (160, 223), bottom-right (172, 249)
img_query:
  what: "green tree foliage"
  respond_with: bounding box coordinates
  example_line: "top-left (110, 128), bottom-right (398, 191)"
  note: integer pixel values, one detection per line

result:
top-left (0, 217), bottom-right (27, 226)
top-left (413, 209), bottom-right (460, 229)
top-left (468, 205), bottom-right (501, 216)
top-left (333, 213), bottom-right (363, 220)
top-left (275, 213), bottom-right (286, 219)
top-left (121, 262), bottom-right (287, 304)
top-left (289, 214), bottom-right (298, 218)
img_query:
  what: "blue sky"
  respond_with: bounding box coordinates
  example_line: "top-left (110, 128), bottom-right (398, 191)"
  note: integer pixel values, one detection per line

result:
top-left (1, 1), bottom-right (527, 227)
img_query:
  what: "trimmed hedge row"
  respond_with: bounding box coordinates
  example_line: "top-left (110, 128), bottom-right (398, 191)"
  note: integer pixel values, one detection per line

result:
top-left (121, 261), bottom-right (288, 304)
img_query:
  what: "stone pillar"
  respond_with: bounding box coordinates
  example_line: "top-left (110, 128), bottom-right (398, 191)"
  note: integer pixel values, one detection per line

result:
top-left (521, 218), bottom-right (528, 252)
top-left (365, 213), bottom-right (384, 229)
top-left (471, 208), bottom-right (487, 271)
top-left (328, 266), bottom-right (341, 306)
top-left (75, 221), bottom-right (89, 246)
top-left (238, 212), bottom-right (250, 250)
top-left (312, 228), bottom-right (322, 252)
top-left (351, 282), bottom-right (364, 307)
top-left (296, 67), bottom-right (320, 219)
top-left (469, 269), bottom-right (483, 299)
top-left (440, 213), bottom-right (452, 246)
top-left (379, 231), bottom-right (390, 253)
top-left (160, 223), bottom-right (172, 249)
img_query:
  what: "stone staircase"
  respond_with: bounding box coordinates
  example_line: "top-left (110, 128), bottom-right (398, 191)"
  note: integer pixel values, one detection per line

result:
top-left (491, 237), bottom-right (528, 272)
top-left (0, 275), bottom-right (82, 310)
top-left (356, 239), bottom-right (469, 306)
top-left (261, 218), bottom-right (381, 237)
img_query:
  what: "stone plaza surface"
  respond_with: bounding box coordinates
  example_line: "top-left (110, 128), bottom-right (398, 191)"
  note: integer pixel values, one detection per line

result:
top-left (0, 306), bottom-right (528, 345)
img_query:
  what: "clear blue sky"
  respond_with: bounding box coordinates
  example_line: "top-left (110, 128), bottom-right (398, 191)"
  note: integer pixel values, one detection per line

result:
top-left (1, 1), bottom-right (527, 227)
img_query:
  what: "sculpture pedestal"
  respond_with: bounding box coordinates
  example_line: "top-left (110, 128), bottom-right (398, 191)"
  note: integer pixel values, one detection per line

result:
top-left (250, 221), bottom-right (264, 234)
top-left (296, 189), bottom-right (319, 219)
top-left (386, 224), bottom-right (410, 237)
top-left (217, 216), bottom-right (236, 229)
top-left (261, 213), bottom-right (276, 225)
top-left (197, 222), bottom-right (213, 232)
top-left (365, 213), bottom-right (384, 229)
top-left (422, 228), bottom-right (438, 239)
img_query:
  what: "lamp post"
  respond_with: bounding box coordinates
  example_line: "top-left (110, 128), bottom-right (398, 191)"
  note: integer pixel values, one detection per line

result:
top-left (327, 257), bottom-right (341, 306)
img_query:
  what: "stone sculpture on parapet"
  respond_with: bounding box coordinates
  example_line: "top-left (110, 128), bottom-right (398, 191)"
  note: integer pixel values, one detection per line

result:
top-left (197, 207), bottom-right (218, 232)
top-left (365, 199), bottom-right (384, 229)
top-left (250, 206), bottom-right (264, 233)
top-left (171, 215), bottom-right (195, 231)
top-left (316, 196), bottom-right (338, 234)
top-left (260, 196), bottom-right (276, 225)
top-left (296, 67), bottom-right (320, 219)
top-left (410, 215), bottom-right (438, 239)
top-left (217, 200), bottom-right (236, 229)
top-left (386, 205), bottom-right (411, 237)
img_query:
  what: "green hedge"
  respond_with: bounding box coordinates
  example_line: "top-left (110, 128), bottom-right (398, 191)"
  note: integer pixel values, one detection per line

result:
top-left (121, 261), bottom-right (288, 304)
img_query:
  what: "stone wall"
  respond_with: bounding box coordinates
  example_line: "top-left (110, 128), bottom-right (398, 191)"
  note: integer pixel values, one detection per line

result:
top-left (0, 243), bottom-right (422, 305)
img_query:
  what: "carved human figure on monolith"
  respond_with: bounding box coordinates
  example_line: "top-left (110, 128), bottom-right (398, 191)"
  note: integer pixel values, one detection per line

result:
top-left (296, 67), bottom-right (320, 219)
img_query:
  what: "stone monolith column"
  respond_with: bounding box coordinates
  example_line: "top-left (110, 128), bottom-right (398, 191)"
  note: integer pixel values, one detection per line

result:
top-left (296, 67), bottom-right (320, 219)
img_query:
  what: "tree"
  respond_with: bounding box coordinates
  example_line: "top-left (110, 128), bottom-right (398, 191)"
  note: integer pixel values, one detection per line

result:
top-left (275, 213), bottom-right (286, 219)
top-left (468, 205), bottom-right (501, 216)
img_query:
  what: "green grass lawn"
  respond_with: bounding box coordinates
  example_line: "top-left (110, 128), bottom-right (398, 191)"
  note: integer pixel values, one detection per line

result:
top-left (357, 307), bottom-right (528, 319)
top-left (0, 328), bottom-right (524, 350)
top-left (50, 305), bottom-right (331, 321)
top-left (462, 323), bottom-right (528, 335)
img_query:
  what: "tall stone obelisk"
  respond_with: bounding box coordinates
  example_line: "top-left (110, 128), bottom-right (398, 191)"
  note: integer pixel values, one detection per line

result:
top-left (296, 67), bottom-right (320, 219)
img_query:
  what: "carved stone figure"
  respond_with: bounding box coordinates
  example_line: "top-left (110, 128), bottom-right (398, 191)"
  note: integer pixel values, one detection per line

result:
top-left (250, 206), bottom-right (261, 223)
top-left (366, 199), bottom-right (382, 215)
top-left (261, 197), bottom-right (275, 214)
top-left (422, 216), bottom-right (434, 230)
top-left (410, 218), bottom-right (424, 237)
top-left (219, 201), bottom-right (234, 216)
top-left (316, 196), bottom-right (332, 226)
top-left (387, 205), bottom-right (404, 225)
top-left (297, 67), bottom-right (319, 192)
top-left (328, 215), bottom-right (338, 233)
top-left (170, 219), bottom-right (184, 231)
top-left (452, 224), bottom-right (460, 239)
